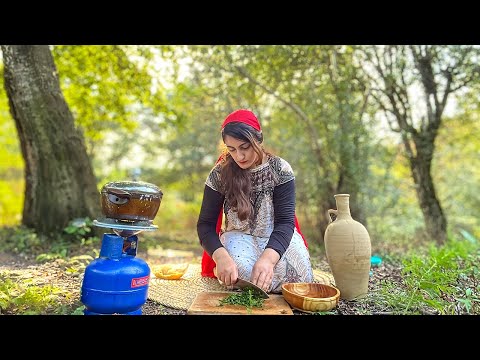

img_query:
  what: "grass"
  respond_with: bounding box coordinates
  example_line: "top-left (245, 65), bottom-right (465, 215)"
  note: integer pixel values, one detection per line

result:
top-left (0, 220), bottom-right (99, 315)
top-left (0, 275), bottom-right (73, 315)
top-left (0, 222), bottom-right (479, 315)
top-left (361, 236), bottom-right (480, 315)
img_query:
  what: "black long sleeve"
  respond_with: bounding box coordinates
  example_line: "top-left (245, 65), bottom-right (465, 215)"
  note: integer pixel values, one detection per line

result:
top-left (266, 180), bottom-right (296, 257)
top-left (197, 180), bottom-right (296, 259)
top-left (197, 185), bottom-right (225, 257)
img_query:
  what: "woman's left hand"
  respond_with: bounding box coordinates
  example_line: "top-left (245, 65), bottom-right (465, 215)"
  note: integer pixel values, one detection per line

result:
top-left (251, 248), bottom-right (280, 292)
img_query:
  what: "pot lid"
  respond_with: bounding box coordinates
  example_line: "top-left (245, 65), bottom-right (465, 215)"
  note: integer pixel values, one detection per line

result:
top-left (101, 181), bottom-right (162, 195)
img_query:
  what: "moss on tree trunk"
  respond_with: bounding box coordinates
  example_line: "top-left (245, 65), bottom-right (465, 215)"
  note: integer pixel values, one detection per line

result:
top-left (1, 45), bottom-right (101, 237)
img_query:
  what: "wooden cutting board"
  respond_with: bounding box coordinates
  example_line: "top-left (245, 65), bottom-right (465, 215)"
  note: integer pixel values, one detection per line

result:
top-left (187, 291), bottom-right (293, 315)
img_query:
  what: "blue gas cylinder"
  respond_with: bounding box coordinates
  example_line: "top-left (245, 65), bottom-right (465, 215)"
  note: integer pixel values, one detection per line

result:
top-left (81, 233), bottom-right (150, 315)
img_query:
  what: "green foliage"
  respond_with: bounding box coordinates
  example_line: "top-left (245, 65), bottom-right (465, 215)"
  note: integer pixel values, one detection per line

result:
top-left (63, 217), bottom-right (95, 242)
top-left (71, 305), bottom-right (86, 315)
top-left (1, 46), bottom-right (480, 315)
top-left (152, 188), bottom-right (202, 233)
top-left (218, 288), bottom-right (265, 313)
top-left (364, 139), bottom-right (425, 251)
top-left (52, 45), bottom-right (162, 142)
top-left (2, 45), bottom-right (480, 263)
top-left (0, 274), bottom-right (74, 315)
top-left (0, 226), bottom-right (43, 254)
top-left (34, 219), bottom-right (100, 263)
top-left (0, 222), bottom-right (96, 315)
top-left (35, 252), bottom-right (66, 263)
top-left (374, 236), bottom-right (480, 314)
top-left (179, 45), bottom-right (376, 243)
top-left (311, 310), bottom-right (337, 315)
top-left (51, 45), bottom-right (180, 196)
top-left (433, 112), bottom-right (480, 236)
top-left (140, 231), bottom-right (199, 255)
top-left (64, 254), bottom-right (97, 275)
top-left (0, 222), bottom-right (100, 262)
top-left (0, 179), bottom-right (24, 226)
top-left (0, 65), bottom-right (24, 227)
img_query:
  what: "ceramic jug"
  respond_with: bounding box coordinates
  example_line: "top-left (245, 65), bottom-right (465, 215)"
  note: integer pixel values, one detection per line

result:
top-left (324, 194), bottom-right (371, 300)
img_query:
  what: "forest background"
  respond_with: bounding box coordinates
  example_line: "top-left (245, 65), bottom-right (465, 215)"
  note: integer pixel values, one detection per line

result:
top-left (0, 45), bottom-right (479, 271)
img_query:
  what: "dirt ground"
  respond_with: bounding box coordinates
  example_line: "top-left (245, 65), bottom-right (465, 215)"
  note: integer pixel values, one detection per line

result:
top-left (0, 249), bottom-right (404, 315)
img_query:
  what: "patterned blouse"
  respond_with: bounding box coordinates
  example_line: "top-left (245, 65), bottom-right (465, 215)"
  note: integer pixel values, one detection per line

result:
top-left (205, 154), bottom-right (295, 239)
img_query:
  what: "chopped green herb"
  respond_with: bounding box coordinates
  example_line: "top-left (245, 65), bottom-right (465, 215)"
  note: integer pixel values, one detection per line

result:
top-left (219, 287), bottom-right (265, 313)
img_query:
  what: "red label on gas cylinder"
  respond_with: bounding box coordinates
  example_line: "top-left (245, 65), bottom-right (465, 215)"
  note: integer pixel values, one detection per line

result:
top-left (131, 275), bottom-right (150, 288)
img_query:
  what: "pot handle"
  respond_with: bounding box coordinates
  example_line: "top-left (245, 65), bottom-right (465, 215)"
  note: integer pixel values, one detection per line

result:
top-left (327, 209), bottom-right (337, 223)
top-left (107, 189), bottom-right (131, 198)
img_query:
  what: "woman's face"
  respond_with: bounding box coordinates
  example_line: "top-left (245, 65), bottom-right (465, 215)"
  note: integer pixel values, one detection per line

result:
top-left (224, 135), bottom-right (258, 170)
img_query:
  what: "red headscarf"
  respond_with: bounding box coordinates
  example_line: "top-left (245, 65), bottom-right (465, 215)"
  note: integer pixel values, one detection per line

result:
top-left (201, 109), bottom-right (308, 277)
top-left (221, 109), bottom-right (262, 131)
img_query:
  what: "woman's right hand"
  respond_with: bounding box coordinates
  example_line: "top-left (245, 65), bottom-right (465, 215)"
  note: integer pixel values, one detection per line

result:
top-left (212, 247), bottom-right (238, 287)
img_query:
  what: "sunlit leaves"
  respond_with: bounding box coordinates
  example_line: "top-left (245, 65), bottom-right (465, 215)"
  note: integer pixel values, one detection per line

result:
top-left (52, 45), bottom-right (168, 147)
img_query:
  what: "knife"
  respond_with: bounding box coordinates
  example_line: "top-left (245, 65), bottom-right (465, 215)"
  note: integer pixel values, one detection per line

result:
top-left (233, 278), bottom-right (270, 299)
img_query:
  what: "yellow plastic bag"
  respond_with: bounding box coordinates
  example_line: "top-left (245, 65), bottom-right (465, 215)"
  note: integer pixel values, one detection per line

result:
top-left (152, 263), bottom-right (189, 280)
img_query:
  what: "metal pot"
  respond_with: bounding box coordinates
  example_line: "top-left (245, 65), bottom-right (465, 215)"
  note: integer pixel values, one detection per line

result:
top-left (100, 181), bottom-right (163, 221)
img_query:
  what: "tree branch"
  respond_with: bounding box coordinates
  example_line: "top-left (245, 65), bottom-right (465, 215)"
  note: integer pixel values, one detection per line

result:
top-left (233, 64), bottom-right (327, 170)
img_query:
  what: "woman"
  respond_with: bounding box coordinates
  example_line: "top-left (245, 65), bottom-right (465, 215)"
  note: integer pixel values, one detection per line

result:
top-left (197, 109), bottom-right (314, 293)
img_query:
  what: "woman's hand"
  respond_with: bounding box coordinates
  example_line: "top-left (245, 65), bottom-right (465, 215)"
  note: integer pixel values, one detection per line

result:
top-left (251, 248), bottom-right (280, 292)
top-left (212, 247), bottom-right (238, 287)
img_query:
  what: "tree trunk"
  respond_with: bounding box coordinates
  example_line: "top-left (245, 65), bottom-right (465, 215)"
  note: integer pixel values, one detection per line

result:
top-left (357, 45), bottom-right (462, 245)
top-left (1, 45), bottom-right (101, 236)
top-left (409, 137), bottom-right (447, 244)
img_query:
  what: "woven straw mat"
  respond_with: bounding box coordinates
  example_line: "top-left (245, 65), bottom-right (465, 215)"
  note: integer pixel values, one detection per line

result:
top-left (148, 263), bottom-right (335, 310)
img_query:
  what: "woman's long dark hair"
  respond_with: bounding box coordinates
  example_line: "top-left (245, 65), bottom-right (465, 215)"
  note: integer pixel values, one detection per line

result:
top-left (220, 122), bottom-right (266, 221)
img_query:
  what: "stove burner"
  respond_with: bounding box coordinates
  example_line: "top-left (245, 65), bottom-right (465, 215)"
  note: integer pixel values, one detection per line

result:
top-left (93, 217), bottom-right (158, 237)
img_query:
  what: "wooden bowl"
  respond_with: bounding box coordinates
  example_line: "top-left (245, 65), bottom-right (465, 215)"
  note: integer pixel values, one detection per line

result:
top-left (281, 282), bottom-right (340, 313)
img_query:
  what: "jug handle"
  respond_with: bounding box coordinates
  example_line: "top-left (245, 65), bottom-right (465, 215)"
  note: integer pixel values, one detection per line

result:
top-left (327, 209), bottom-right (337, 223)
